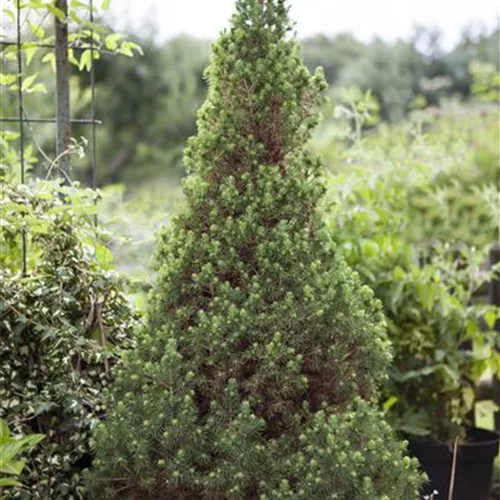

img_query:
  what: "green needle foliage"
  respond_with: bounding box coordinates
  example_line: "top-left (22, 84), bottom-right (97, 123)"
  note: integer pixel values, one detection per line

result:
top-left (90, 1), bottom-right (423, 498)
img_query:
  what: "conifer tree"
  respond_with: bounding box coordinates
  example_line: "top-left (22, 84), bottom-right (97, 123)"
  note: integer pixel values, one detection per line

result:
top-left (90, 1), bottom-right (423, 498)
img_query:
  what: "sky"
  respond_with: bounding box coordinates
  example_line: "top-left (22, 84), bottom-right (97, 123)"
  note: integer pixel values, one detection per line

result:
top-left (108, 0), bottom-right (499, 48)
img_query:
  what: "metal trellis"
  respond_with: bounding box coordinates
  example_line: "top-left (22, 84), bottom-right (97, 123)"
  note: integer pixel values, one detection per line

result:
top-left (0, 0), bottom-right (101, 273)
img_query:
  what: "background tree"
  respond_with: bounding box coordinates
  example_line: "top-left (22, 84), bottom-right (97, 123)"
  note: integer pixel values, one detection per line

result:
top-left (88, 35), bottom-right (209, 185)
top-left (442, 26), bottom-right (499, 98)
top-left (338, 39), bottom-right (424, 122)
top-left (62, 18), bottom-right (497, 189)
top-left (302, 33), bottom-right (367, 85)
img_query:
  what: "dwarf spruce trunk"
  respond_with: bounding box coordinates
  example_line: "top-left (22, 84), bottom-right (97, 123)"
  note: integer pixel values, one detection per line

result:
top-left (89, 1), bottom-right (423, 498)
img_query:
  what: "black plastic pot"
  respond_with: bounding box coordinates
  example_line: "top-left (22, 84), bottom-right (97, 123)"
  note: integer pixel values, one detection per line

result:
top-left (408, 427), bottom-right (499, 500)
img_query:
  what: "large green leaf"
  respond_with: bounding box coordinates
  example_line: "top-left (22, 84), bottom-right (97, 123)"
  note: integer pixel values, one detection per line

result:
top-left (0, 459), bottom-right (26, 476)
top-left (0, 442), bottom-right (30, 466)
top-left (0, 421), bottom-right (9, 442)
top-left (399, 424), bottom-right (431, 437)
top-left (0, 425), bottom-right (45, 467)
top-left (0, 477), bottom-right (22, 487)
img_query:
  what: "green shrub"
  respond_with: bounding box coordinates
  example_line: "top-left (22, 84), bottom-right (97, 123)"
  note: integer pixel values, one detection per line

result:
top-left (0, 181), bottom-right (136, 499)
top-left (408, 110), bottom-right (499, 248)
top-left (325, 141), bottom-right (499, 442)
top-left (320, 101), bottom-right (498, 250)
top-left (89, 1), bottom-right (423, 498)
top-left (380, 247), bottom-right (499, 442)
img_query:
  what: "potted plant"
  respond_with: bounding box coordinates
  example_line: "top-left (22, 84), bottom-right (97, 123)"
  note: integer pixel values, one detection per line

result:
top-left (0, 182), bottom-right (136, 499)
top-left (325, 146), bottom-right (500, 499)
top-left (382, 245), bottom-right (499, 500)
top-left (87, 0), bottom-right (424, 498)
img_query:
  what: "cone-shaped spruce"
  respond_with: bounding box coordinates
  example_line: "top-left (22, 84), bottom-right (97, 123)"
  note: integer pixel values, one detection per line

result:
top-left (90, 1), bottom-right (423, 498)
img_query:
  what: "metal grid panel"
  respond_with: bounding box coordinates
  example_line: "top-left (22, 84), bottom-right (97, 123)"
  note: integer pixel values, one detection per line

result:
top-left (0, 0), bottom-right (100, 273)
